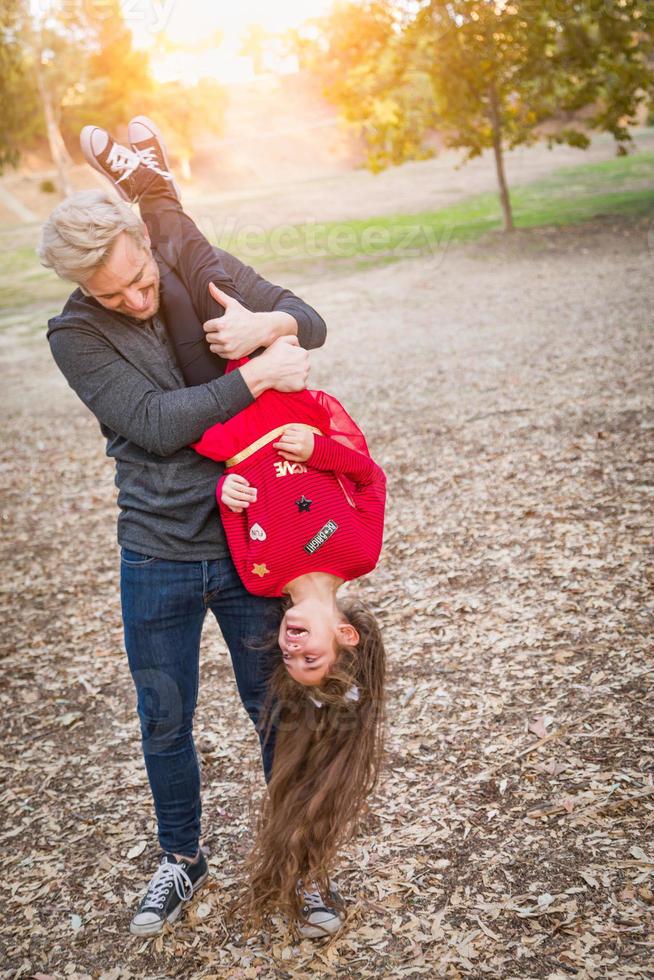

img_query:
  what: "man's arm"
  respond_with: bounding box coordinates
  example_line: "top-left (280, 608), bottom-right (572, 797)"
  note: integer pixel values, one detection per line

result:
top-left (202, 248), bottom-right (327, 359)
top-left (49, 325), bottom-right (306, 457)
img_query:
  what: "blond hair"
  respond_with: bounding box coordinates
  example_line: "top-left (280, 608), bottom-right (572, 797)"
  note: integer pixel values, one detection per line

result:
top-left (38, 189), bottom-right (147, 284)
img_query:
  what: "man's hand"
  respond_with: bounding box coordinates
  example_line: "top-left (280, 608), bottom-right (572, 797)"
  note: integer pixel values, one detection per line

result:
top-left (221, 473), bottom-right (257, 512)
top-left (239, 335), bottom-right (310, 398)
top-left (273, 424), bottom-right (315, 462)
top-left (203, 283), bottom-right (266, 360)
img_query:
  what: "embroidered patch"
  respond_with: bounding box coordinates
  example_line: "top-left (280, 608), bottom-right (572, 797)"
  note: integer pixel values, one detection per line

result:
top-left (274, 460), bottom-right (308, 478)
top-left (295, 495), bottom-right (312, 513)
top-left (304, 520), bottom-right (338, 554)
top-left (251, 563), bottom-right (270, 578)
top-left (249, 523), bottom-right (266, 541)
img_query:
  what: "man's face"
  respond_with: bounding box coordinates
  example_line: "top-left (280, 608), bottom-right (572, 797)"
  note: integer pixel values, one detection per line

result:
top-left (82, 229), bottom-right (160, 321)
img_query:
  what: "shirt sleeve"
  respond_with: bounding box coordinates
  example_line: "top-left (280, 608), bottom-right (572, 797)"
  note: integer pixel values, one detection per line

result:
top-left (48, 324), bottom-right (254, 458)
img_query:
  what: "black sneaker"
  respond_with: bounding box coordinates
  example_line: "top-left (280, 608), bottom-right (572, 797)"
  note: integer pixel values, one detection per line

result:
top-left (296, 879), bottom-right (344, 939)
top-left (79, 126), bottom-right (174, 203)
top-left (129, 850), bottom-right (209, 936)
top-left (128, 115), bottom-right (181, 203)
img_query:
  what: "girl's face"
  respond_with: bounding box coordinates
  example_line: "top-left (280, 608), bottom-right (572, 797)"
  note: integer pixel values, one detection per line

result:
top-left (278, 599), bottom-right (358, 686)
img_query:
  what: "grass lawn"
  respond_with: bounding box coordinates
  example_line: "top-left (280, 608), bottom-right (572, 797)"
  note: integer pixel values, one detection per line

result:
top-left (213, 151), bottom-right (654, 273)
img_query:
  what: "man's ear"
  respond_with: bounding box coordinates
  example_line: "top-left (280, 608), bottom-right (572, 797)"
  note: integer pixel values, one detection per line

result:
top-left (336, 623), bottom-right (360, 648)
top-left (142, 222), bottom-right (151, 248)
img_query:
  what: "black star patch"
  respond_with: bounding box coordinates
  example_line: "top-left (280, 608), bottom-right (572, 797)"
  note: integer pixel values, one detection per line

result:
top-left (295, 495), bottom-right (312, 513)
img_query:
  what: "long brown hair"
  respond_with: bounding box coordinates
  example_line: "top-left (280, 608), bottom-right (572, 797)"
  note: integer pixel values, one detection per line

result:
top-left (237, 597), bottom-right (386, 934)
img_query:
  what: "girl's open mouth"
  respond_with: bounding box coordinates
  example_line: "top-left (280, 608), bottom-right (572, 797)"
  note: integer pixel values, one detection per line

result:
top-left (286, 626), bottom-right (308, 638)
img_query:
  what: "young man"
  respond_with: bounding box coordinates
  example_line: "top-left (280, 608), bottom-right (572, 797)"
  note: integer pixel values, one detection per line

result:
top-left (39, 117), bottom-right (341, 938)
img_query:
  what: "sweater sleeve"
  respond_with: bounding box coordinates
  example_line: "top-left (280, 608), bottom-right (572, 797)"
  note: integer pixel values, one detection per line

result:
top-left (48, 325), bottom-right (253, 458)
top-left (308, 436), bottom-right (381, 485)
top-left (216, 475), bottom-right (250, 579)
top-left (220, 250), bottom-right (327, 351)
top-left (191, 420), bottom-right (231, 461)
top-left (308, 435), bottom-right (386, 514)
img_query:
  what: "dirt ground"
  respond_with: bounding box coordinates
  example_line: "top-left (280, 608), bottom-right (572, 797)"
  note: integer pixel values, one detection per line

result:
top-left (1, 205), bottom-right (653, 979)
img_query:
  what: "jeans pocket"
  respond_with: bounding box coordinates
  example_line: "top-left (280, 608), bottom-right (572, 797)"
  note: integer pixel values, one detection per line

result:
top-left (120, 547), bottom-right (159, 566)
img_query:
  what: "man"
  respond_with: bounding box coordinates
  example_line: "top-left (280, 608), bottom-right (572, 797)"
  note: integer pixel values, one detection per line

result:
top-left (38, 116), bottom-right (340, 938)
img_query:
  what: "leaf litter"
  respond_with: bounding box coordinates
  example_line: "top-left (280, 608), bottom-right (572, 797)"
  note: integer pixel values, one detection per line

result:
top-left (1, 217), bottom-right (652, 978)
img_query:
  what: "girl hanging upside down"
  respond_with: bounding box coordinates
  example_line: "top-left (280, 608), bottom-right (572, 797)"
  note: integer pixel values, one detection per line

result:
top-left (97, 118), bottom-right (387, 937)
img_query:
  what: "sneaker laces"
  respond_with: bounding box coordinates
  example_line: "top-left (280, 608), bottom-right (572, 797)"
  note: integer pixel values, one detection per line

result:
top-left (143, 860), bottom-right (194, 909)
top-left (134, 145), bottom-right (173, 180)
top-left (299, 880), bottom-right (338, 911)
top-left (105, 142), bottom-right (141, 184)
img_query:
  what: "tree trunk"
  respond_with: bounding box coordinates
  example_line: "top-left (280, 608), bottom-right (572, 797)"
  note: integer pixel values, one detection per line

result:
top-left (488, 81), bottom-right (514, 233)
top-left (34, 56), bottom-right (73, 198)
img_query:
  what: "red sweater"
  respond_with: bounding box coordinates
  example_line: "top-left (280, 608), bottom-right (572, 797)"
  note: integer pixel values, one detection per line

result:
top-left (192, 370), bottom-right (386, 597)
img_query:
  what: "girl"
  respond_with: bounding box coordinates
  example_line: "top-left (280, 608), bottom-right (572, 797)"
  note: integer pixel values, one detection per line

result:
top-left (89, 117), bottom-right (387, 936)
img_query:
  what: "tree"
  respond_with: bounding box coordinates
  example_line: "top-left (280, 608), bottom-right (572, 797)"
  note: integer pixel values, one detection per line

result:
top-left (0, 0), bottom-right (41, 173)
top-left (20, 0), bottom-right (85, 196)
top-left (1, 0), bottom-right (155, 194)
top-left (294, 0), bottom-right (654, 231)
top-left (64, 0), bottom-right (154, 135)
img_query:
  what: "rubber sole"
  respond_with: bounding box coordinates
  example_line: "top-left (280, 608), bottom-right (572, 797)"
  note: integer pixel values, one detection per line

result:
top-left (79, 126), bottom-right (133, 202)
top-left (296, 912), bottom-right (344, 939)
top-left (296, 883), bottom-right (344, 939)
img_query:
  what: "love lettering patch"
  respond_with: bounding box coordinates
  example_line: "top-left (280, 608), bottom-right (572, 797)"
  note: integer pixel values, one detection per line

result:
top-left (249, 523), bottom-right (266, 541)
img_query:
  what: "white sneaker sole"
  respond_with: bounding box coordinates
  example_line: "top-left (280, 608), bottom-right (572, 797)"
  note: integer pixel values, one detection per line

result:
top-left (296, 913), bottom-right (343, 939)
top-left (129, 869), bottom-right (209, 936)
top-left (79, 126), bottom-right (137, 202)
top-left (296, 883), bottom-right (344, 939)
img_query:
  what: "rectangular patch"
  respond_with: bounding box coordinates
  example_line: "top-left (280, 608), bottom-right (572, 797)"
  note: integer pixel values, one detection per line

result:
top-left (304, 520), bottom-right (338, 555)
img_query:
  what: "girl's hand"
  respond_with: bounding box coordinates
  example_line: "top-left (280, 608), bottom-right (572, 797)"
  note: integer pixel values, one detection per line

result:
top-left (273, 424), bottom-right (314, 462)
top-left (221, 473), bottom-right (257, 512)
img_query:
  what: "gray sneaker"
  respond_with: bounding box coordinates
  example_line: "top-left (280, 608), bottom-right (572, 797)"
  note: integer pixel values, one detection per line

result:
top-left (80, 124), bottom-right (178, 204)
top-left (296, 879), bottom-right (344, 939)
top-left (129, 850), bottom-right (209, 936)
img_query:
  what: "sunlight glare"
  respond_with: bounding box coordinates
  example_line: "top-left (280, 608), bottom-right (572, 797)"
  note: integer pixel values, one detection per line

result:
top-left (129, 0), bottom-right (334, 84)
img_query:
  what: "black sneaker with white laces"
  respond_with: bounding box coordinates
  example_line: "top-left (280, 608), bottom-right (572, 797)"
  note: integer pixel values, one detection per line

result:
top-left (128, 115), bottom-right (181, 203)
top-left (79, 126), bottom-right (176, 203)
top-left (129, 850), bottom-right (209, 936)
top-left (296, 879), bottom-right (344, 939)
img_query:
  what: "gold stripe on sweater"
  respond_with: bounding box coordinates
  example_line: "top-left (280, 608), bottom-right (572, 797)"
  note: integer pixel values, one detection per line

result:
top-left (225, 424), bottom-right (323, 468)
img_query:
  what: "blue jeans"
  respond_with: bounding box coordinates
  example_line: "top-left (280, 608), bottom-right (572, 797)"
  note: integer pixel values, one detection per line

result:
top-left (120, 547), bottom-right (281, 858)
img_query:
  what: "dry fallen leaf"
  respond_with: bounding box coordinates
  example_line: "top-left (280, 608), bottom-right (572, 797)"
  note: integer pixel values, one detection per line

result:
top-left (126, 840), bottom-right (147, 860)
